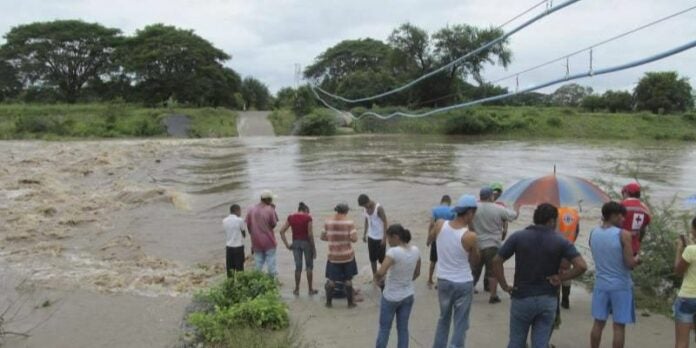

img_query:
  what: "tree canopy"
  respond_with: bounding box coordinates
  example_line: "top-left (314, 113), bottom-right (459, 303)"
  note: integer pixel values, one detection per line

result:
top-left (634, 71), bottom-right (693, 114)
top-left (0, 20), bottom-right (268, 108)
top-left (1, 20), bottom-right (122, 103)
top-left (304, 22), bottom-right (513, 108)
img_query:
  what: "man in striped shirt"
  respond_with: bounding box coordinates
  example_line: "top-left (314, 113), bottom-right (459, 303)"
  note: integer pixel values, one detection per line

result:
top-left (321, 203), bottom-right (359, 308)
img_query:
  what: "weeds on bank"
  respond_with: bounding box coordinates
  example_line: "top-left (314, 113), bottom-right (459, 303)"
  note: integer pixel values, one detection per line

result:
top-left (187, 272), bottom-right (295, 347)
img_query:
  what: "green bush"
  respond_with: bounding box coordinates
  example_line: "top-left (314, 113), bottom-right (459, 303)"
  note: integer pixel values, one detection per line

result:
top-left (268, 109), bottom-right (297, 135)
top-left (546, 116), bottom-right (563, 128)
top-left (682, 113), bottom-right (696, 122)
top-left (681, 133), bottom-right (696, 142)
top-left (188, 272), bottom-right (290, 344)
top-left (188, 293), bottom-right (289, 342)
top-left (195, 271), bottom-right (278, 309)
top-left (15, 115), bottom-right (57, 133)
top-left (296, 109), bottom-right (337, 136)
top-left (444, 110), bottom-right (500, 135)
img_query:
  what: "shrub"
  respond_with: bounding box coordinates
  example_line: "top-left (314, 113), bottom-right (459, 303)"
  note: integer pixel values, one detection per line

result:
top-left (444, 110), bottom-right (500, 135)
top-left (195, 271), bottom-right (278, 309)
top-left (15, 115), bottom-right (56, 133)
top-left (268, 109), bottom-right (297, 136)
top-left (296, 109), bottom-right (337, 136)
top-left (561, 108), bottom-right (575, 115)
top-left (188, 272), bottom-right (290, 344)
top-left (546, 116), bottom-right (562, 128)
top-left (683, 113), bottom-right (696, 122)
top-left (681, 133), bottom-right (696, 142)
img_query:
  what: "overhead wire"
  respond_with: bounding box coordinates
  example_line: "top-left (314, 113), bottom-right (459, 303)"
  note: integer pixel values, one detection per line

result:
top-left (310, 0), bottom-right (582, 104)
top-left (312, 40), bottom-right (696, 119)
top-left (489, 3), bottom-right (696, 85)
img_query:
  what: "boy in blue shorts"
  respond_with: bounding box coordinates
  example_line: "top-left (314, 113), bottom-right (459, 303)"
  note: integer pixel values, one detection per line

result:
top-left (589, 202), bottom-right (640, 348)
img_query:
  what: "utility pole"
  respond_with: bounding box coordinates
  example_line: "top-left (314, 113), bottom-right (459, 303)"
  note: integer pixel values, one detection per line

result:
top-left (294, 63), bottom-right (302, 89)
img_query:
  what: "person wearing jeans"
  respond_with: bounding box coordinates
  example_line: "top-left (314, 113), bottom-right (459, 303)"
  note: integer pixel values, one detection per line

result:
top-left (673, 216), bottom-right (696, 348)
top-left (427, 195), bottom-right (480, 348)
top-left (493, 203), bottom-right (587, 348)
top-left (280, 202), bottom-right (317, 296)
top-left (374, 224), bottom-right (421, 348)
top-left (246, 190), bottom-right (279, 277)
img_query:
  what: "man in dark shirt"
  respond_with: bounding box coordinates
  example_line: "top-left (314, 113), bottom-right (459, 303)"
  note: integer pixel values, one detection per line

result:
top-left (493, 203), bottom-right (588, 348)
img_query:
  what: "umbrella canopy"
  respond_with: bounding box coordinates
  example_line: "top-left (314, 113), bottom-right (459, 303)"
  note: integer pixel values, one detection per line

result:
top-left (499, 174), bottom-right (611, 209)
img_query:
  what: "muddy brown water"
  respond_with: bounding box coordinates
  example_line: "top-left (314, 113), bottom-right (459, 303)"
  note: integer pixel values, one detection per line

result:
top-left (1, 135), bottom-right (696, 347)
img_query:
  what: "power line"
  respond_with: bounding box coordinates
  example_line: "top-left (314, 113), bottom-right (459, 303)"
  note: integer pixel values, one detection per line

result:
top-left (311, 0), bottom-right (582, 104)
top-left (497, 0), bottom-right (549, 29)
top-left (490, 4), bottom-right (696, 84)
top-left (313, 40), bottom-right (696, 120)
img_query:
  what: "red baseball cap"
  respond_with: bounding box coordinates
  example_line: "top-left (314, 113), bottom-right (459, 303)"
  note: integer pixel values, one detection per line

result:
top-left (622, 182), bottom-right (641, 195)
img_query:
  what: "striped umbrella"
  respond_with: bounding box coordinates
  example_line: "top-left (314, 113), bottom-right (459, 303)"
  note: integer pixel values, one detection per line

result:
top-left (499, 173), bottom-right (611, 209)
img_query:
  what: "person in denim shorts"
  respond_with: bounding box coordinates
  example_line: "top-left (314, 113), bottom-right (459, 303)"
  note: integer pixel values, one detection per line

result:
top-left (674, 216), bottom-right (696, 347)
top-left (280, 202), bottom-right (317, 296)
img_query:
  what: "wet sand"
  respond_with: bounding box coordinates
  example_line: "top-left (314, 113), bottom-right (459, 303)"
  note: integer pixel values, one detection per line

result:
top-left (1, 136), bottom-right (694, 347)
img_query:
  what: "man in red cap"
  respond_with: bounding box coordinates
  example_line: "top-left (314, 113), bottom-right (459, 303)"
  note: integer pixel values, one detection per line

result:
top-left (620, 182), bottom-right (651, 255)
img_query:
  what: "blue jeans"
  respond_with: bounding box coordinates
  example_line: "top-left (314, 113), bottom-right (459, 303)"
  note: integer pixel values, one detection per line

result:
top-left (433, 279), bottom-right (474, 348)
top-left (291, 240), bottom-right (313, 271)
top-left (508, 295), bottom-right (558, 348)
top-left (254, 248), bottom-right (277, 277)
top-left (376, 295), bottom-right (414, 348)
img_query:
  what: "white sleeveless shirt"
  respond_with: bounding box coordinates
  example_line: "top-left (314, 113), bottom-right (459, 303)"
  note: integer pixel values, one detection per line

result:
top-left (436, 221), bottom-right (473, 283)
top-left (365, 203), bottom-right (385, 240)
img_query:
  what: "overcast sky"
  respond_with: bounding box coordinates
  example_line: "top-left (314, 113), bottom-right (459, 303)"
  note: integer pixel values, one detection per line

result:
top-left (1, 0), bottom-right (695, 95)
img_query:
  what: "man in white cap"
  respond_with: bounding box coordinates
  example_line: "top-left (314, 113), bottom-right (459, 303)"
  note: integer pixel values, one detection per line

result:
top-left (428, 194), bottom-right (480, 348)
top-left (246, 190), bottom-right (279, 276)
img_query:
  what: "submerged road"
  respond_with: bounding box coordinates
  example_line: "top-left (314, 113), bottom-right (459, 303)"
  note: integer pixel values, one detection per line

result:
top-left (236, 111), bottom-right (274, 137)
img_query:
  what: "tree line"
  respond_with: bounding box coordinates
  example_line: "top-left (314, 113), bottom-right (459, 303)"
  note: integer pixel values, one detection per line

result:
top-left (278, 21), bottom-right (693, 115)
top-left (0, 20), bottom-right (271, 109)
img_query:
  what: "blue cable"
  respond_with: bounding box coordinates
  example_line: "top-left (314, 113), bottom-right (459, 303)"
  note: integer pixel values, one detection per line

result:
top-left (311, 40), bottom-right (696, 120)
top-left (311, 0), bottom-right (582, 104)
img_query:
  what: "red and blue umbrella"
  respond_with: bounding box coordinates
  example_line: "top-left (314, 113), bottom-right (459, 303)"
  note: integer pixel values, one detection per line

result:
top-left (499, 173), bottom-right (611, 209)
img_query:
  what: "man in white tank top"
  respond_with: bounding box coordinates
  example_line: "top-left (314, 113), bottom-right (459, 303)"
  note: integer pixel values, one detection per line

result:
top-left (358, 194), bottom-right (388, 278)
top-left (427, 195), bottom-right (480, 348)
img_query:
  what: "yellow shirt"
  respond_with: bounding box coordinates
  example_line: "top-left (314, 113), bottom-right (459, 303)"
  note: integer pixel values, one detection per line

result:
top-left (679, 245), bottom-right (696, 298)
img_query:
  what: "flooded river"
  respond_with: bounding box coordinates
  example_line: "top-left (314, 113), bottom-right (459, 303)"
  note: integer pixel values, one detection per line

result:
top-left (1, 135), bottom-right (695, 347)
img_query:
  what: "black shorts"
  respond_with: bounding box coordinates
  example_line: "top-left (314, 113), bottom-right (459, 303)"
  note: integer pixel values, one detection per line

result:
top-left (226, 246), bottom-right (245, 275)
top-left (326, 259), bottom-right (358, 282)
top-left (368, 237), bottom-right (386, 263)
top-left (430, 241), bottom-right (438, 263)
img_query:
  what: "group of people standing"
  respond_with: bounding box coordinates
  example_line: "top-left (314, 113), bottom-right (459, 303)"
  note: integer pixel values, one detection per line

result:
top-left (220, 182), bottom-right (696, 348)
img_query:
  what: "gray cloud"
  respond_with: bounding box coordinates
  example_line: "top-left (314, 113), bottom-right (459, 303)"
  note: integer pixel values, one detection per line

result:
top-left (1, 0), bottom-right (694, 96)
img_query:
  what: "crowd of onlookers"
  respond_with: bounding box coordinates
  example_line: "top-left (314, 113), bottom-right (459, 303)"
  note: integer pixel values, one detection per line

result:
top-left (222, 183), bottom-right (696, 348)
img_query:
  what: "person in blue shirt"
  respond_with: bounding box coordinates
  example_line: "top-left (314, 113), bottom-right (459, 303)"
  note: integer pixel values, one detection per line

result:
top-left (427, 195), bottom-right (455, 289)
top-left (589, 202), bottom-right (640, 348)
top-left (493, 203), bottom-right (587, 348)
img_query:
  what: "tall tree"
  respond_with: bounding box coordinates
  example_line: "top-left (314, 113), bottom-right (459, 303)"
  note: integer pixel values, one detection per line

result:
top-left (121, 24), bottom-right (233, 105)
top-left (634, 71), bottom-right (693, 114)
top-left (241, 77), bottom-right (271, 110)
top-left (388, 23), bottom-right (432, 75)
top-left (550, 83), bottom-right (593, 107)
top-left (0, 59), bottom-right (21, 101)
top-left (304, 39), bottom-right (394, 91)
top-left (1, 20), bottom-right (122, 103)
top-left (432, 25), bottom-right (512, 87)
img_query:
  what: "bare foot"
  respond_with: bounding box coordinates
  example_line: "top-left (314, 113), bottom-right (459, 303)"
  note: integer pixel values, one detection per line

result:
top-left (293, 289), bottom-right (299, 296)
top-left (427, 280), bottom-right (434, 289)
top-left (309, 289), bottom-right (318, 296)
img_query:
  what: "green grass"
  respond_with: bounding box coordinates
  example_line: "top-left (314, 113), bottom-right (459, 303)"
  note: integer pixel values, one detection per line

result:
top-left (268, 109), bottom-right (296, 135)
top-left (0, 103), bottom-right (238, 139)
top-left (351, 106), bottom-right (696, 142)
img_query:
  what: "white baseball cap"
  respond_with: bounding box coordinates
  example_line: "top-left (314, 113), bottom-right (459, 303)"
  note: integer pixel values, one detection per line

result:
top-left (260, 190), bottom-right (276, 200)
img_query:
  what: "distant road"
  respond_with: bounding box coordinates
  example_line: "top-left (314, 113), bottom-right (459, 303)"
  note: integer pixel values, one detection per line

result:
top-left (236, 111), bottom-right (274, 137)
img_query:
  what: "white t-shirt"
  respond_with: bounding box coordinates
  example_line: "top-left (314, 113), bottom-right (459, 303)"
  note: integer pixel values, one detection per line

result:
top-left (383, 245), bottom-right (420, 302)
top-left (223, 214), bottom-right (246, 248)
